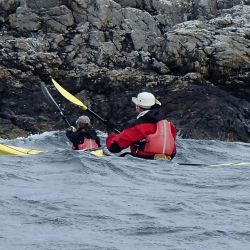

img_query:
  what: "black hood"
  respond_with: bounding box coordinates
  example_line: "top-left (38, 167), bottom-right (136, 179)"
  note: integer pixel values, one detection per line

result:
top-left (83, 129), bottom-right (99, 139)
top-left (139, 108), bottom-right (163, 123)
top-left (127, 107), bottom-right (164, 128)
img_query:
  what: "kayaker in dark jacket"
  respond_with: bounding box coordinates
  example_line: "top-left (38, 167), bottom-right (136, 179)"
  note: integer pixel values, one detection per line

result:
top-left (106, 92), bottom-right (176, 160)
top-left (66, 115), bottom-right (101, 150)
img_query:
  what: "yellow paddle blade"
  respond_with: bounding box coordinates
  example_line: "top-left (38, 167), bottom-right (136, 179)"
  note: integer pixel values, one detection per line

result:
top-left (51, 78), bottom-right (88, 110)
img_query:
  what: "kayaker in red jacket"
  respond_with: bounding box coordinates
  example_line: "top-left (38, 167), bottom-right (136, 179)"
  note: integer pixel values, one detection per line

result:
top-left (66, 115), bottom-right (101, 150)
top-left (106, 92), bottom-right (176, 160)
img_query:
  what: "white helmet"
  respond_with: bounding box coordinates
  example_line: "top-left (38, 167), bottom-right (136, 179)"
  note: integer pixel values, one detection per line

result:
top-left (132, 92), bottom-right (161, 109)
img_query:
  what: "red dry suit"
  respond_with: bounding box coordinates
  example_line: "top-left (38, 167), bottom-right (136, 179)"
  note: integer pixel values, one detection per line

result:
top-left (106, 108), bottom-right (176, 159)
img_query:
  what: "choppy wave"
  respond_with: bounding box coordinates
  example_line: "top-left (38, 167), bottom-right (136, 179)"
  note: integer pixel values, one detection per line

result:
top-left (0, 132), bottom-right (249, 249)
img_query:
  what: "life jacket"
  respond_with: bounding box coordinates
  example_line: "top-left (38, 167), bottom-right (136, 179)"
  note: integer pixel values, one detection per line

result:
top-left (143, 120), bottom-right (175, 155)
top-left (77, 138), bottom-right (99, 151)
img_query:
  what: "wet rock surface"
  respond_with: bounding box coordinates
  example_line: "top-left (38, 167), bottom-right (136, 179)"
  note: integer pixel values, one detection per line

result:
top-left (0, 0), bottom-right (249, 142)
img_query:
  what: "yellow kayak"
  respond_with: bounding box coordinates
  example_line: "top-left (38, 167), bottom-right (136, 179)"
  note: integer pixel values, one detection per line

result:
top-left (0, 143), bottom-right (43, 156)
top-left (89, 149), bottom-right (105, 157)
top-left (79, 148), bottom-right (106, 157)
top-left (0, 143), bottom-right (107, 157)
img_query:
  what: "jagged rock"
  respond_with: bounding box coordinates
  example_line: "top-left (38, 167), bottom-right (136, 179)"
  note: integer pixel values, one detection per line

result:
top-left (188, 0), bottom-right (244, 20)
top-left (0, 0), bottom-right (19, 22)
top-left (217, 0), bottom-right (245, 10)
top-left (25, 0), bottom-right (63, 9)
top-left (0, 117), bottom-right (29, 139)
top-left (122, 7), bottom-right (161, 51)
top-left (9, 7), bottom-right (41, 31)
top-left (88, 0), bottom-right (123, 29)
top-left (43, 5), bottom-right (74, 32)
top-left (162, 5), bottom-right (250, 81)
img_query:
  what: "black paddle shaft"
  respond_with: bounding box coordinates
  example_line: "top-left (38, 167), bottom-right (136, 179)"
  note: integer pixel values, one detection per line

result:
top-left (41, 83), bottom-right (71, 127)
top-left (86, 109), bottom-right (120, 134)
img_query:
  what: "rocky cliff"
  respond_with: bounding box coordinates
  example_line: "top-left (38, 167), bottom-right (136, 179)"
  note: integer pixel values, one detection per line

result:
top-left (0, 0), bottom-right (249, 142)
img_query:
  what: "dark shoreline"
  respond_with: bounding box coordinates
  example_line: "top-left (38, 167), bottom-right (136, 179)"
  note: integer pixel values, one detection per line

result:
top-left (0, 1), bottom-right (249, 142)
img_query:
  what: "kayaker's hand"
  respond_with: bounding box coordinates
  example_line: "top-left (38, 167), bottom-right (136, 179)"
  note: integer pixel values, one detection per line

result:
top-left (66, 126), bottom-right (76, 133)
top-left (134, 139), bottom-right (146, 151)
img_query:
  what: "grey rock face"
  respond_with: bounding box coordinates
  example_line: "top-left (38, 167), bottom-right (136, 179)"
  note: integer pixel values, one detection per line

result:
top-left (163, 5), bottom-right (250, 80)
top-left (9, 7), bottom-right (41, 31)
top-left (0, 0), bottom-right (19, 22)
top-left (0, 0), bottom-right (249, 142)
top-left (25, 0), bottom-right (63, 9)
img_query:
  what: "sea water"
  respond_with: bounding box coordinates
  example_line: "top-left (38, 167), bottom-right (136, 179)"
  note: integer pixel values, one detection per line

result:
top-left (0, 131), bottom-right (249, 250)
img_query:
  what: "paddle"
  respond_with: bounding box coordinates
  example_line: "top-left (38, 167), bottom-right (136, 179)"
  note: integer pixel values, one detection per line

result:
top-left (177, 162), bottom-right (250, 167)
top-left (41, 82), bottom-right (71, 127)
top-left (51, 78), bottom-right (120, 134)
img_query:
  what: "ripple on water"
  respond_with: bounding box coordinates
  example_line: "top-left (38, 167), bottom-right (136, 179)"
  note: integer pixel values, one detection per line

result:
top-left (0, 134), bottom-right (250, 250)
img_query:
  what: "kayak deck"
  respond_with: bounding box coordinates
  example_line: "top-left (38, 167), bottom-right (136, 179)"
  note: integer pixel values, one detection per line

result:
top-left (88, 149), bottom-right (106, 157)
top-left (0, 144), bottom-right (105, 157)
